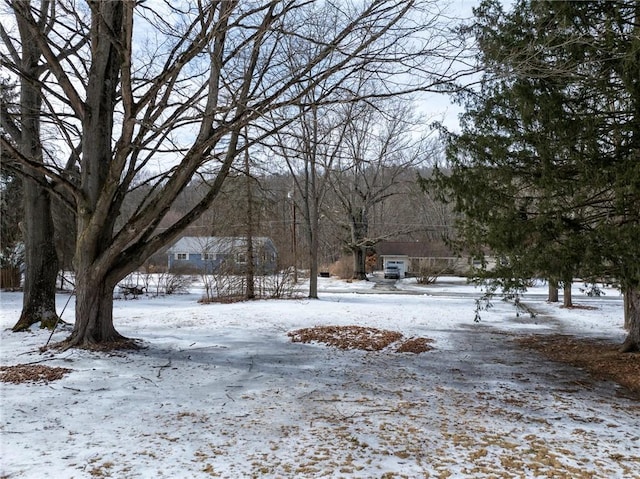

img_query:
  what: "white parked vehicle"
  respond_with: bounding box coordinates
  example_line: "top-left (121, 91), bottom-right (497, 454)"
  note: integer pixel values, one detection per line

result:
top-left (383, 265), bottom-right (400, 279)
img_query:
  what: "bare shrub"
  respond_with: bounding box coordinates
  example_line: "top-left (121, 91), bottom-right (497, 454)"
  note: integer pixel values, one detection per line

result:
top-left (199, 273), bottom-right (244, 303)
top-left (415, 260), bottom-right (450, 285)
top-left (200, 272), bottom-right (216, 303)
top-left (329, 257), bottom-right (353, 280)
top-left (260, 268), bottom-right (301, 299)
top-left (199, 262), bottom-right (246, 303)
top-left (157, 272), bottom-right (192, 295)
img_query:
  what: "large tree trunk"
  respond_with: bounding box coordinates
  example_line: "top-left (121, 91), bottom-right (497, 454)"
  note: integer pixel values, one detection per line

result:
top-left (562, 281), bottom-right (572, 308)
top-left (13, 182), bottom-right (60, 331)
top-left (350, 210), bottom-right (368, 280)
top-left (623, 289), bottom-right (631, 331)
top-left (308, 246), bottom-right (319, 298)
top-left (63, 272), bottom-right (124, 347)
top-left (12, 11), bottom-right (60, 332)
top-left (620, 286), bottom-right (640, 353)
top-left (352, 246), bottom-right (367, 280)
top-left (547, 279), bottom-right (559, 303)
top-left (63, 2), bottom-right (127, 348)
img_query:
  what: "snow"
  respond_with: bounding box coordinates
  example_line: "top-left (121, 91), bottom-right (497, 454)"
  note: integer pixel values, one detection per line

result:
top-left (1, 276), bottom-right (639, 478)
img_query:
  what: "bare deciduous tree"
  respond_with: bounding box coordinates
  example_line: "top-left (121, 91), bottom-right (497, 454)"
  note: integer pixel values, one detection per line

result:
top-left (326, 99), bottom-right (433, 279)
top-left (263, 0), bottom-right (465, 291)
top-left (0, 1), bottom-right (82, 330)
top-left (1, 0), bottom-right (462, 348)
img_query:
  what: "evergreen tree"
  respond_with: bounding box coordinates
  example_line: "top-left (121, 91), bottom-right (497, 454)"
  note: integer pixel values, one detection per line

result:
top-left (0, 80), bottom-right (23, 261)
top-left (430, 0), bottom-right (640, 351)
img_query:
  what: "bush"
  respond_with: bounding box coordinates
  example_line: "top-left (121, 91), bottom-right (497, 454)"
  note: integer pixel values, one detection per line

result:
top-left (200, 274), bottom-right (245, 303)
top-left (414, 262), bottom-right (450, 285)
top-left (157, 272), bottom-right (192, 295)
top-left (328, 257), bottom-right (353, 279)
top-left (261, 268), bottom-right (300, 299)
top-left (200, 265), bottom-right (302, 303)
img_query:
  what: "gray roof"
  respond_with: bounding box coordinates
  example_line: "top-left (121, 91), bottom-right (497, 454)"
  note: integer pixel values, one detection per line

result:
top-left (168, 236), bottom-right (274, 254)
top-left (376, 241), bottom-right (456, 259)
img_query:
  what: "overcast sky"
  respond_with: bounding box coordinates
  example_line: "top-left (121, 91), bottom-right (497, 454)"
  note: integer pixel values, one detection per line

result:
top-left (424, 0), bottom-right (516, 131)
top-left (415, 0), bottom-right (481, 132)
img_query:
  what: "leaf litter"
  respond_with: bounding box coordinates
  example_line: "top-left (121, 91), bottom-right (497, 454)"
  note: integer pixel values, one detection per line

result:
top-left (1, 277), bottom-right (639, 478)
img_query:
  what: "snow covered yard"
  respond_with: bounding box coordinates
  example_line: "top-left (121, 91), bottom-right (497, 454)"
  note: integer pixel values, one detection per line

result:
top-left (1, 278), bottom-right (639, 478)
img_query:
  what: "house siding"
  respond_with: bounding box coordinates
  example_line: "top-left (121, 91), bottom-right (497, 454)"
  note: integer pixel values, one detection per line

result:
top-left (167, 237), bottom-right (278, 274)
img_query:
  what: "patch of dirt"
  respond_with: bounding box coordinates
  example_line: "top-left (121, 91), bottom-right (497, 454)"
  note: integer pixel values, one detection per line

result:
top-left (288, 325), bottom-right (433, 354)
top-left (45, 337), bottom-right (144, 353)
top-left (0, 364), bottom-right (72, 384)
top-left (517, 334), bottom-right (640, 398)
